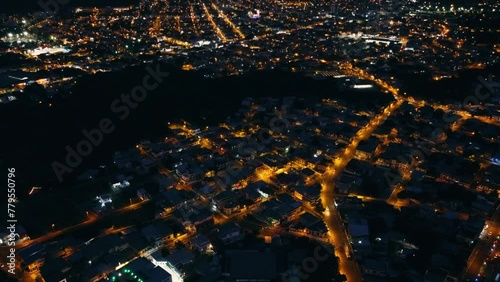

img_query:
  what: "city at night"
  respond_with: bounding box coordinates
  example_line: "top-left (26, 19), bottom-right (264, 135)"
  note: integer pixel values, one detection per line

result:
top-left (0, 0), bottom-right (499, 281)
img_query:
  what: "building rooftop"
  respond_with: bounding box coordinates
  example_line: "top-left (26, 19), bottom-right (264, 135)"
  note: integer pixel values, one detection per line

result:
top-left (165, 248), bottom-right (195, 268)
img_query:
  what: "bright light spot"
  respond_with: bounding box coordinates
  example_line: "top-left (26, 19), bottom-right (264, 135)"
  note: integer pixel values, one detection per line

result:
top-left (324, 207), bottom-right (330, 216)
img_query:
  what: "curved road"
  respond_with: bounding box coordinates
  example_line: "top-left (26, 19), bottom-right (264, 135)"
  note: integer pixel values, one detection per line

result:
top-left (319, 96), bottom-right (403, 281)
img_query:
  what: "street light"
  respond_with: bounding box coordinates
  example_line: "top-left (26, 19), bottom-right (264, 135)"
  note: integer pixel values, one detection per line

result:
top-left (51, 224), bottom-right (55, 231)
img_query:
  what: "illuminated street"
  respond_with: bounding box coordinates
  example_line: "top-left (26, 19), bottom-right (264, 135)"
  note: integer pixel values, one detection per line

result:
top-left (319, 71), bottom-right (404, 281)
top-left (16, 199), bottom-right (150, 249)
top-left (464, 208), bottom-right (500, 281)
top-left (1, 1), bottom-right (500, 281)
